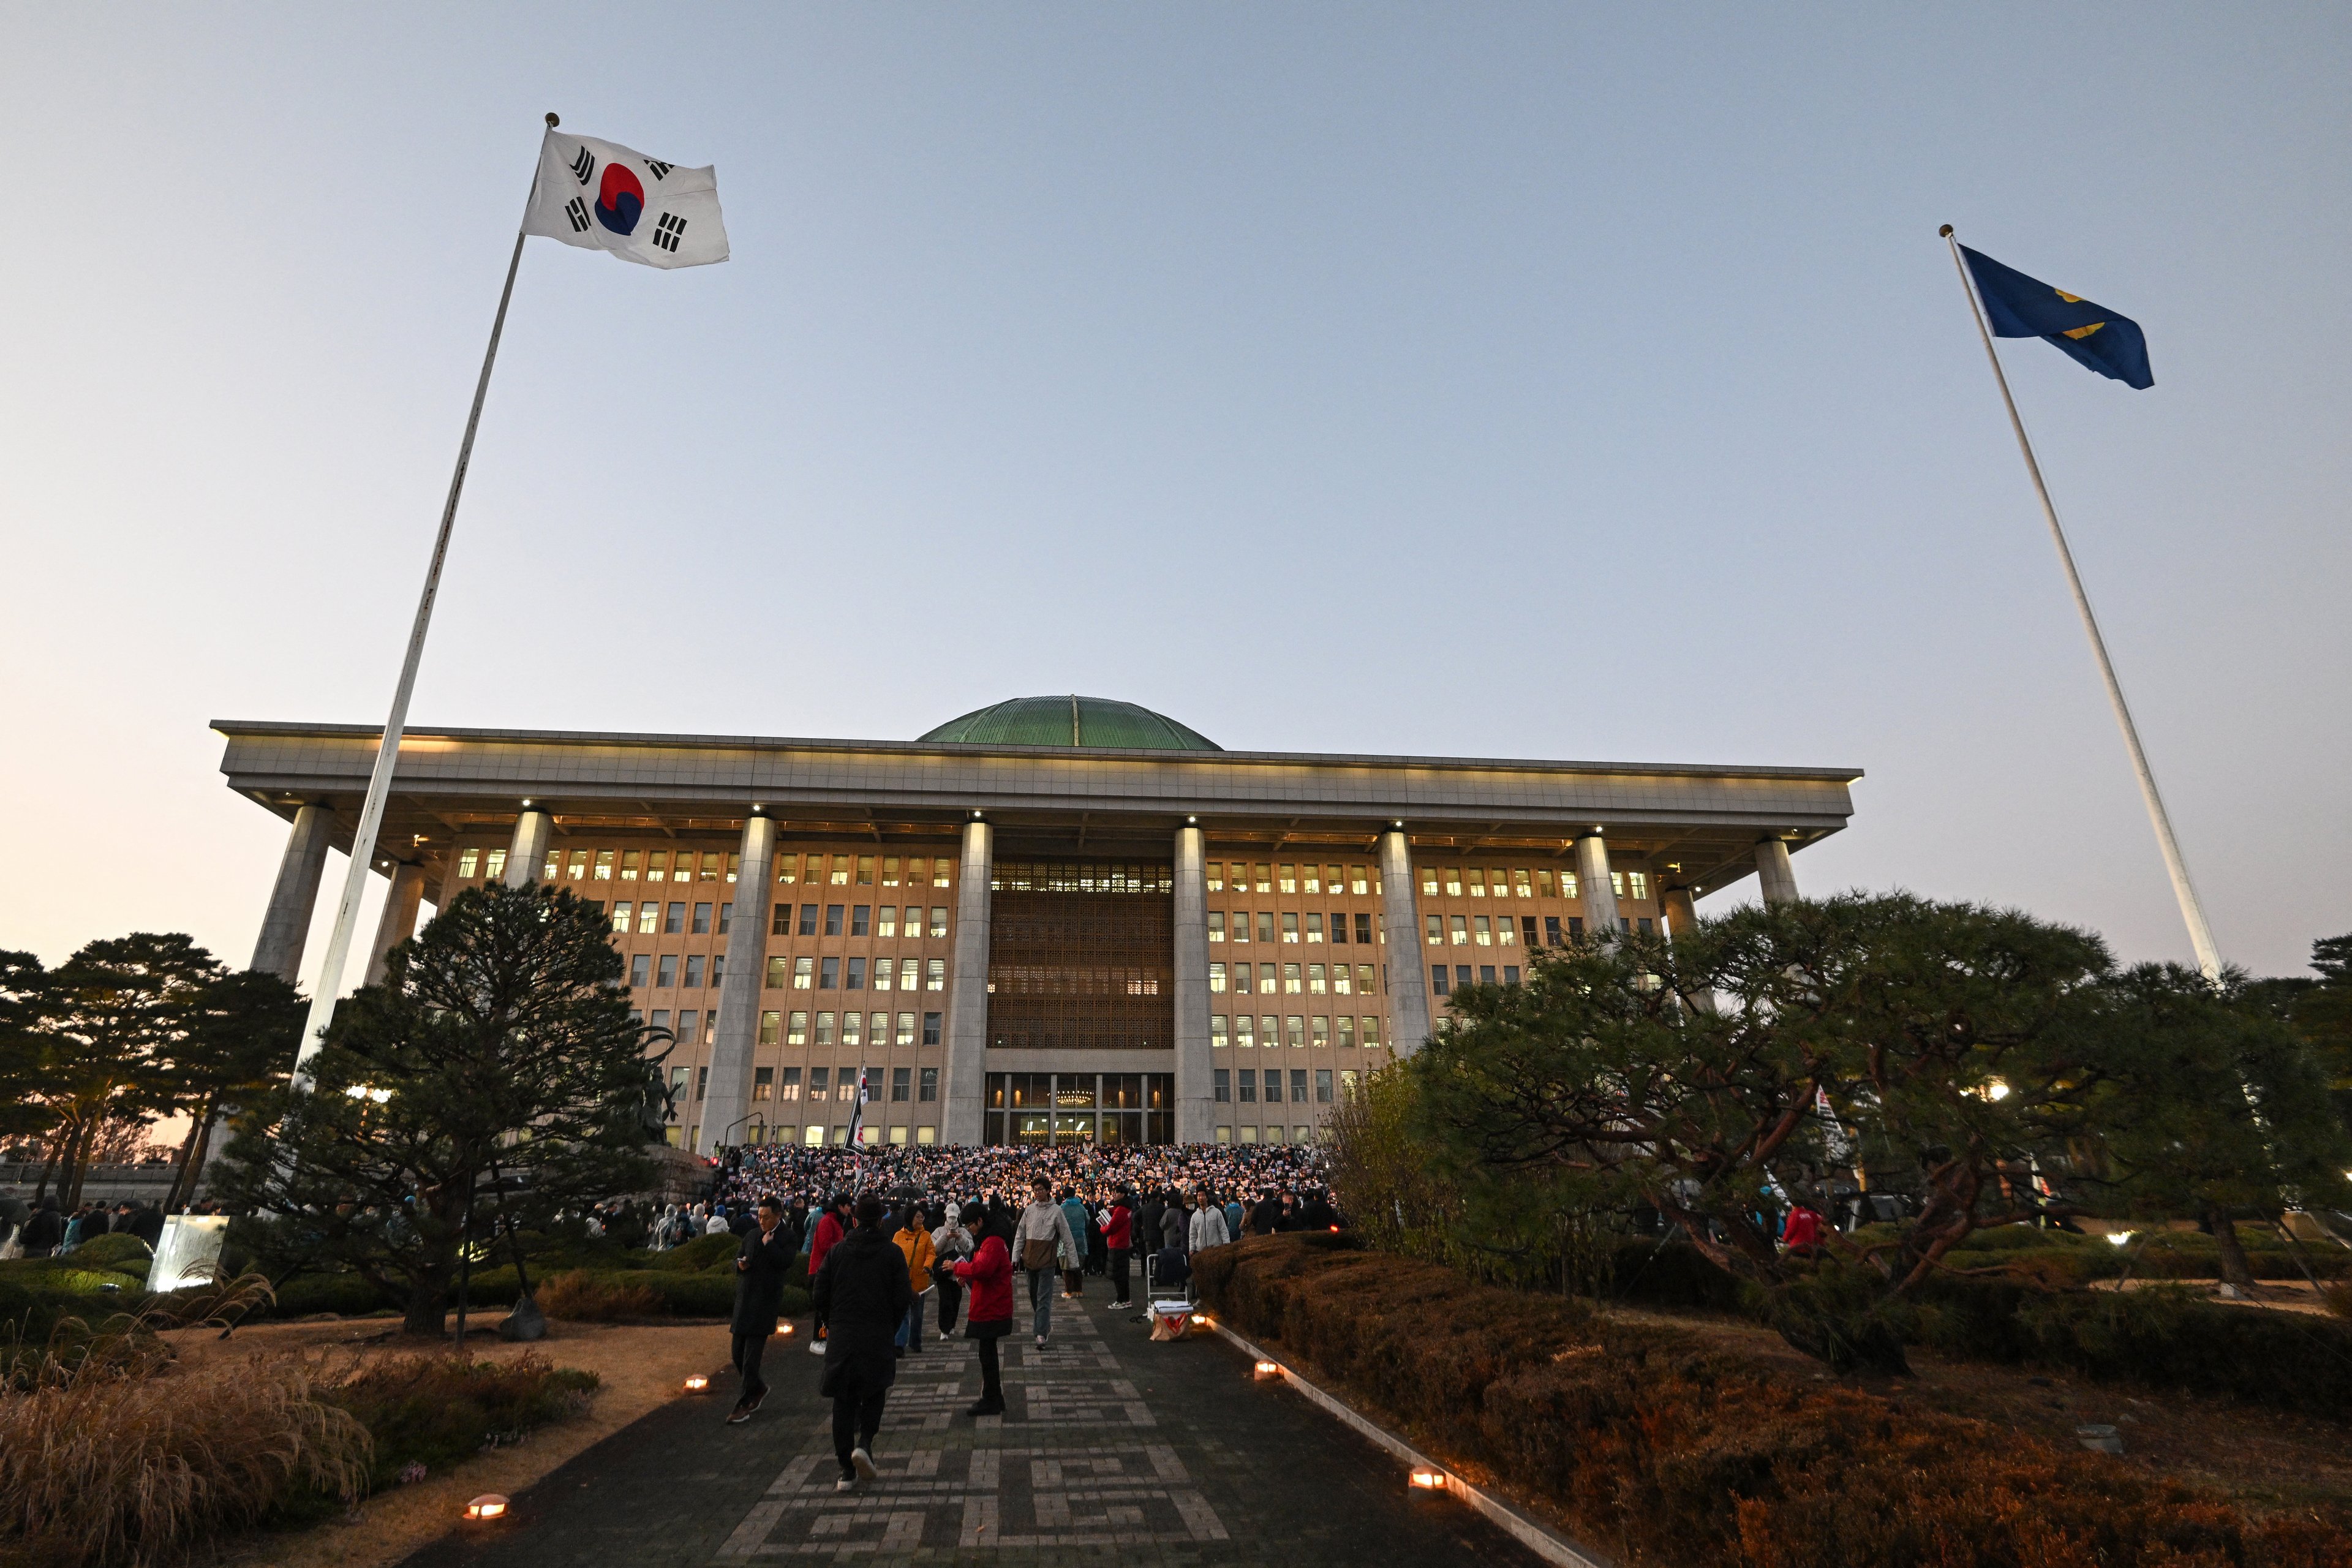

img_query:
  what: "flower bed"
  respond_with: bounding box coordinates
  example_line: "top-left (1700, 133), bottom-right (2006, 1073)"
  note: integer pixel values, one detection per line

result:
top-left (1195, 1234), bottom-right (2350, 1568)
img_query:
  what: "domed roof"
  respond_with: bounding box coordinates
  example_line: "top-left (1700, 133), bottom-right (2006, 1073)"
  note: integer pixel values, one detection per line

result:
top-left (919, 696), bottom-right (1221, 752)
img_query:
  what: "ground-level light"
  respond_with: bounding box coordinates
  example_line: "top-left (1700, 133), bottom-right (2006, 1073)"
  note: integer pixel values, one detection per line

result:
top-left (1409, 1467), bottom-right (1447, 1491)
top-left (2105, 1232), bottom-right (2135, 1248)
top-left (683, 1373), bottom-right (710, 1392)
top-left (774, 1322), bottom-right (794, 1335)
top-left (464, 1495), bottom-right (509, 1520)
top-left (1191, 1313), bottom-right (1210, 1326)
top-left (1253, 1360), bottom-right (1281, 1380)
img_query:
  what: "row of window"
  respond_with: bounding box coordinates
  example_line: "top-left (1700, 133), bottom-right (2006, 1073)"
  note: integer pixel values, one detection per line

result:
top-left (1205, 863), bottom-right (1377, 895)
top-left (1208, 910), bottom-right (1380, 944)
top-left (1433, 965), bottom-right (1520, 993)
top-left (764, 956), bottom-right (948, 992)
top-left (610, 899), bottom-right (730, 937)
top-left (1211, 1014), bottom-right (1384, 1049)
top-left (1209, 960), bottom-right (1379, 995)
top-left (1416, 865), bottom-right (1650, 901)
top-left (636, 1007), bottom-right (714, 1041)
top-left (778, 853), bottom-right (953, 888)
top-left (686, 1124), bottom-right (940, 1148)
top-left (628, 952), bottom-right (721, 989)
top-left (769, 903), bottom-right (950, 940)
top-left (1213, 1125), bottom-right (1322, 1145)
top-left (1213, 1066), bottom-right (1352, 1104)
top-left (755, 1009), bottom-right (944, 1048)
top-left (676, 1063), bottom-right (943, 1105)
top-left (990, 862), bottom-right (1170, 894)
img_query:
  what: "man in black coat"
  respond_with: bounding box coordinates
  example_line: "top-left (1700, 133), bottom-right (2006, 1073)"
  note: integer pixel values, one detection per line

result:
top-left (21, 1198), bottom-right (63, 1258)
top-left (728, 1197), bottom-right (796, 1423)
top-left (810, 1194), bottom-right (914, 1491)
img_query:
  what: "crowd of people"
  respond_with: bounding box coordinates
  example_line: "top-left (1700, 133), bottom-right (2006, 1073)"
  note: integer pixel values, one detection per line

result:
top-left (0, 1194), bottom-right (169, 1258)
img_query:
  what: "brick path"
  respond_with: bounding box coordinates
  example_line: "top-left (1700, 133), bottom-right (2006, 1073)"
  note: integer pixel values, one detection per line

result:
top-left (400, 1279), bottom-right (1545, 1566)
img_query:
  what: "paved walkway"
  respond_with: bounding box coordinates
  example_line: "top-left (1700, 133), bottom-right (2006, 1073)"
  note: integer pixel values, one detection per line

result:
top-left (401, 1283), bottom-right (1545, 1566)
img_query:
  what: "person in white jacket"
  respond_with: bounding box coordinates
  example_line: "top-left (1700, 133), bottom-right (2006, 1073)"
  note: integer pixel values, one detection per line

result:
top-left (1186, 1190), bottom-right (1231, 1253)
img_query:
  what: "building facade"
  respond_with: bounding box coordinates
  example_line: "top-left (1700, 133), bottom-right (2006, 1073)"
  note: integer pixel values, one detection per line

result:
top-left (218, 695), bottom-right (1858, 1153)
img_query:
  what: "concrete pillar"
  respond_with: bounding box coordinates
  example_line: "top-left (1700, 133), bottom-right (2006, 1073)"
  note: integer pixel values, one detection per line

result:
top-left (251, 804), bottom-right (333, 982)
top-left (1378, 829), bottom-right (1433, 1058)
top-left (699, 814), bottom-right (777, 1156)
top-left (942, 819), bottom-right (994, 1146)
top-left (363, 862), bottom-right (428, 987)
top-left (1754, 838), bottom-right (1801, 907)
top-left (1575, 833), bottom-right (1621, 935)
top-left (504, 809), bottom-right (552, 888)
top-left (1660, 884), bottom-right (1699, 943)
top-left (1171, 825), bottom-right (1213, 1142)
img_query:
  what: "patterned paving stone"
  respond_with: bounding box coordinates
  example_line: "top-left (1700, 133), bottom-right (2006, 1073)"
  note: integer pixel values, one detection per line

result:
top-left (399, 1284), bottom-right (1547, 1567)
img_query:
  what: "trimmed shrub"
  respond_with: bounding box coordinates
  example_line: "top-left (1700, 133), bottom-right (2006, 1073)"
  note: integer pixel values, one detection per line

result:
top-left (1196, 1236), bottom-right (2350, 1568)
top-left (268, 1271), bottom-right (396, 1319)
top-left (538, 1270), bottom-right (662, 1321)
top-left (66, 1234), bottom-right (154, 1271)
top-left (645, 1233), bottom-right (739, 1272)
top-left (318, 1351), bottom-right (597, 1491)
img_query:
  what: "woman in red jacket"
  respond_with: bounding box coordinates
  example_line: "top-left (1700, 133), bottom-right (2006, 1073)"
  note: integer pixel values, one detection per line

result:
top-left (953, 1231), bottom-right (1013, 1417)
top-left (1102, 1196), bottom-right (1135, 1308)
top-left (807, 1194), bottom-right (850, 1352)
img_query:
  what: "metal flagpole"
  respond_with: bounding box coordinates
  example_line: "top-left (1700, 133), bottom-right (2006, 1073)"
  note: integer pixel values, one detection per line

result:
top-left (1940, 224), bottom-right (2223, 980)
top-left (290, 115), bottom-right (562, 1084)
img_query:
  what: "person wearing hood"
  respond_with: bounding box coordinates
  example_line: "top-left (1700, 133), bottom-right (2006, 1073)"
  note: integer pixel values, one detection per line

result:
top-left (810, 1195), bottom-right (914, 1492)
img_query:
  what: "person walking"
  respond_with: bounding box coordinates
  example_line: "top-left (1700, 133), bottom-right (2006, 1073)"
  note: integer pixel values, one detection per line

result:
top-left (1187, 1190), bottom-right (1230, 1253)
top-left (1016, 1178), bottom-right (1079, 1348)
top-left (726, 1197), bottom-right (796, 1423)
top-left (931, 1205), bottom-right (974, 1336)
top-left (892, 1207), bottom-right (936, 1356)
top-left (954, 1225), bottom-right (1013, 1417)
top-left (807, 1193), bottom-right (850, 1354)
top-left (810, 1196), bottom-right (914, 1492)
top-left (1058, 1188), bottom-right (1090, 1300)
top-left (1102, 1193), bottom-right (1134, 1308)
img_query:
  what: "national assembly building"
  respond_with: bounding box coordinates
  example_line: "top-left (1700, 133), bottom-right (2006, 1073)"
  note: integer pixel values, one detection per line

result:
top-left (217, 696), bottom-right (1859, 1154)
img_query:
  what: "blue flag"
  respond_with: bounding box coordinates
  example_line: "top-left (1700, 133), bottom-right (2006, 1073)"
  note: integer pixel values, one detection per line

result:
top-left (1961, 246), bottom-right (2153, 390)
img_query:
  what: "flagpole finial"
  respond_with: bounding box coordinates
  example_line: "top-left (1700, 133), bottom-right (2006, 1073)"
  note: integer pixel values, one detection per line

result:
top-left (545, 112), bottom-right (560, 129)
top-left (1938, 224), bottom-right (1954, 238)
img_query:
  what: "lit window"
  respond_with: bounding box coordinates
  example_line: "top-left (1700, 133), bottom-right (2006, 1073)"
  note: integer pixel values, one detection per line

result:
top-left (1499, 918), bottom-right (1517, 947)
top-left (692, 902), bottom-right (712, 935)
top-left (683, 955), bottom-right (704, 988)
top-left (612, 902), bottom-right (633, 934)
top-left (1308, 963), bottom-right (1327, 994)
top-left (1362, 1017), bottom-right (1381, 1048)
top-left (815, 1012), bottom-right (836, 1046)
top-left (1208, 912), bottom-right (1226, 942)
top-left (1283, 963), bottom-right (1302, 994)
top-left (932, 861), bottom-right (951, 889)
top-left (857, 855), bottom-right (875, 886)
top-left (830, 855), bottom-right (850, 886)
top-left (1312, 1016), bottom-right (1330, 1049)
top-left (793, 957), bottom-right (813, 989)
top-left (787, 1011), bottom-right (808, 1046)
top-left (1305, 913), bottom-right (1324, 943)
top-left (1628, 871), bottom-right (1649, 900)
top-left (1341, 1068), bottom-right (1360, 1098)
top-left (694, 852), bottom-right (715, 881)
top-left (1257, 912), bottom-right (1276, 943)
top-left (1349, 865), bottom-right (1368, 895)
top-left (900, 958), bottom-right (919, 990)
top-left (618, 849), bottom-right (639, 881)
top-left (1445, 869), bottom-right (1463, 897)
top-left (752, 1067), bottom-right (774, 1102)
top-left (882, 856), bottom-right (900, 887)
top-left (1611, 871), bottom-right (1625, 898)
top-left (656, 955), bottom-right (677, 987)
top-left (543, 850), bottom-right (559, 880)
top-left (727, 854), bottom-right (740, 883)
top-left (1357, 963), bottom-right (1374, 992)
top-left (1425, 914), bottom-right (1442, 946)
top-left (930, 908), bottom-right (948, 939)
top-left (843, 1012), bottom-right (863, 1048)
top-left (1419, 868), bottom-right (1438, 895)
top-left (563, 848), bottom-right (585, 880)
top-left (1337, 1015), bottom-right (1355, 1049)
top-left (458, 848), bottom-right (480, 878)
top-left (594, 850), bottom-right (615, 880)
top-left (646, 850), bottom-right (669, 883)
top-left (1281, 913), bottom-right (1299, 944)
top-left (486, 848), bottom-right (507, 881)
top-left (1332, 965), bottom-right (1352, 996)
top-left (1279, 864), bottom-right (1297, 894)
top-left (1253, 864), bottom-right (1272, 893)
top-left (925, 960), bottom-right (944, 991)
top-left (636, 903), bottom-right (658, 935)
top-left (873, 959), bottom-right (893, 992)
top-left (1466, 867), bottom-right (1485, 898)
top-left (1450, 916), bottom-right (1469, 946)
top-left (1286, 1016), bottom-right (1305, 1049)
top-left (1562, 872), bottom-right (1579, 899)
top-left (629, 954), bottom-right (650, 987)
top-left (780, 1067), bottom-right (801, 1101)
top-left (1231, 962), bottom-right (1252, 995)
top-left (1231, 911), bottom-right (1250, 944)
top-left (1206, 861), bottom-right (1226, 892)
top-left (1209, 962), bottom-right (1227, 993)
top-left (1259, 963), bottom-right (1278, 993)
top-left (1474, 916), bottom-right (1491, 946)
top-left (897, 1012), bottom-right (916, 1047)
top-left (665, 902), bottom-right (685, 935)
top-left (1513, 868), bottom-right (1532, 898)
top-left (1212, 1014), bottom-right (1230, 1048)
top-left (776, 853), bottom-right (798, 885)
top-left (1234, 1015), bottom-right (1256, 1049)
top-left (759, 1011), bottom-right (780, 1044)
top-left (1302, 866), bottom-right (1320, 894)
top-left (877, 907), bottom-right (897, 938)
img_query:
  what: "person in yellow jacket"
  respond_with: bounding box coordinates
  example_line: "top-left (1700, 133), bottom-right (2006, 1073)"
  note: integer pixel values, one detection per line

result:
top-left (892, 1207), bottom-right (937, 1357)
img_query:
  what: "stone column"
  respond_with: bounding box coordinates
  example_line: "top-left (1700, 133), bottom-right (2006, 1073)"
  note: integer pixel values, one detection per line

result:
top-left (251, 804), bottom-right (333, 982)
top-left (1171, 825), bottom-right (1213, 1142)
top-left (1378, 829), bottom-right (1433, 1058)
top-left (504, 809), bottom-right (552, 888)
top-left (699, 814), bottom-right (777, 1156)
top-left (1754, 838), bottom-right (1801, 907)
top-left (1660, 884), bottom-right (1700, 942)
top-left (1575, 833), bottom-right (1621, 935)
top-left (942, 819), bottom-right (994, 1146)
top-left (363, 862), bottom-right (428, 987)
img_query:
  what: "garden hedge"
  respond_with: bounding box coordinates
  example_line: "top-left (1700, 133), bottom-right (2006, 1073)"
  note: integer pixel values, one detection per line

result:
top-left (1196, 1234), bottom-right (2349, 1568)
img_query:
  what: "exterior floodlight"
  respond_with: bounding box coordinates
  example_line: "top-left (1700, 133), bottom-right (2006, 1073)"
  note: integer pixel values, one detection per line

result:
top-left (1409, 1468), bottom-right (1446, 1491)
top-left (1253, 1360), bottom-right (1280, 1380)
top-left (2106, 1232), bottom-right (2134, 1248)
top-left (465, 1495), bottom-right (509, 1520)
top-left (1190, 1313), bottom-right (1210, 1326)
top-left (684, 1373), bottom-right (710, 1392)
top-left (774, 1322), bottom-right (794, 1336)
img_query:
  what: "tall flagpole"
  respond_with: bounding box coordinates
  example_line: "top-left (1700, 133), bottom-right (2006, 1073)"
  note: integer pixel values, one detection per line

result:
top-left (1940, 224), bottom-right (2223, 980)
top-left (291, 114), bottom-right (560, 1084)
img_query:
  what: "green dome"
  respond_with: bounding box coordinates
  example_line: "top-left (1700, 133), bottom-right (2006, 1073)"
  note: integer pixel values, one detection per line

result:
top-left (919, 696), bottom-right (1221, 751)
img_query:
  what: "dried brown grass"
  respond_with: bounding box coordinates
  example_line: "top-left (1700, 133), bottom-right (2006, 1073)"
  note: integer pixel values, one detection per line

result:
top-left (0, 1274), bottom-right (372, 1568)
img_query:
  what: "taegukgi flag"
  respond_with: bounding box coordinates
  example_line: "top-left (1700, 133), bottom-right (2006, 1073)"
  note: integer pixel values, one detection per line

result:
top-left (524, 129), bottom-right (729, 269)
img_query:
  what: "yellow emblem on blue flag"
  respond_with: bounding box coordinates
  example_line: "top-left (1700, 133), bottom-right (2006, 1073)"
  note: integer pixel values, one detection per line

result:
top-left (1962, 247), bottom-right (2152, 389)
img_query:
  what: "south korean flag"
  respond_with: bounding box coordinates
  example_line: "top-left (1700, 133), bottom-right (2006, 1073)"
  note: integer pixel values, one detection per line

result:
top-left (523, 129), bottom-right (729, 270)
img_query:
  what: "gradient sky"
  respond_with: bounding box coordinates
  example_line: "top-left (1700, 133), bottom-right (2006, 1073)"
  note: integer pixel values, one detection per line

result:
top-left (4, 6), bottom-right (2347, 998)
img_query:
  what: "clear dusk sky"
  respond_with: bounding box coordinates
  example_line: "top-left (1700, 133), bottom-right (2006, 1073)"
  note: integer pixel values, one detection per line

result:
top-left (3, 6), bottom-right (2346, 995)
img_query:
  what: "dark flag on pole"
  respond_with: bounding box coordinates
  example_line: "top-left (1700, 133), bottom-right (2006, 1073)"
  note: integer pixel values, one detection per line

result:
top-left (1959, 246), bottom-right (2154, 389)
